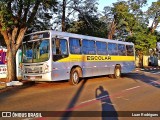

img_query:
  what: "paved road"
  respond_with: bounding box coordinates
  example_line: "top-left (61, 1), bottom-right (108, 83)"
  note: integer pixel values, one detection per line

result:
top-left (137, 67), bottom-right (160, 75)
top-left (0, 70), bottom-right (160, 120)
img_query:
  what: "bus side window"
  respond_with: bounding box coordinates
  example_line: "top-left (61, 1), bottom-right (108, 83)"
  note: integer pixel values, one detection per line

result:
top-left (108, 43), bottom-right (118, 55)
top-left (126, 45), bottom-right (134, 56)
top-left (53, 38), bottom-right (68, 55)
top-left (82, 39), bottom-right (96, 55)
top-left (69, 38), bottom-right (81, 54)
top-left (118, 44), bottom-right (126, 56)
top-left (52, 40), bottom-right (56, 55)
top-left (55, 39), bottom-right (61, 54)
top-left (60, 39), bottom-right (68, 55)
top-left (96, 41), bottom-right (108, 55)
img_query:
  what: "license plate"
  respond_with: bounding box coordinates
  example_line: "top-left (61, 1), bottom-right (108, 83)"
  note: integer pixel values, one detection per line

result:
top-left (30, 76), bottom-right (35, 80)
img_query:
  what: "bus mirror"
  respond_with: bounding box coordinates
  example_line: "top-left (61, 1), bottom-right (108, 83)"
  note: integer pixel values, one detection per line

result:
top-left (80, 40), bottom-right (82, 46)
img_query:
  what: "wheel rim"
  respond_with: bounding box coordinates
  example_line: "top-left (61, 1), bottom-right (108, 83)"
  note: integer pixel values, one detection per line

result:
top-left (116, 68), bottom-right (120, 77)
top-left (73, 71), bottom-right (79, 83)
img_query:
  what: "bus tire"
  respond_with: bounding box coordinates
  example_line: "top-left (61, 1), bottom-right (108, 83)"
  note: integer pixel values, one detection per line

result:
top-left (109, 66), bottom-right (121, 79)
top-left (69, 68), bottom-right (80, 85)
top-left (114, 66), bottom-right (121, 78)
top-left (109, 74), bottom-right (114, 78)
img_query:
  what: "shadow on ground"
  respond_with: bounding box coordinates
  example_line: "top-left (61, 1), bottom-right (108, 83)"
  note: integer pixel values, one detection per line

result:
top-left (122, 72), bottom-right (160, 88)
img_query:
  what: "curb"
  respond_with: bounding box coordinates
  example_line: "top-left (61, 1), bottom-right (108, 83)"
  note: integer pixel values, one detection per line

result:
top-left (0, 80), bottom-right (35, 91)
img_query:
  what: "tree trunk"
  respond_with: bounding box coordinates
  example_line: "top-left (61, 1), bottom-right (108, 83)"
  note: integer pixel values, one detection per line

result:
top-left (108, 19), bottom-right (116, 39)
top-left (62, 0), bottom-right (66, 32)
top-left (6, 47), bottom-right (17, 82)
top-left (150, 17), bottom-right (159, 34)
top-left (137, 51), bottom-right (143, 68)
top-left (1, 27), bottom-right (27, 82)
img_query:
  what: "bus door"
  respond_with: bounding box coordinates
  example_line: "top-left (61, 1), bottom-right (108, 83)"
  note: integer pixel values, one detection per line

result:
top-left (52, 37), bottom-right (70, 80)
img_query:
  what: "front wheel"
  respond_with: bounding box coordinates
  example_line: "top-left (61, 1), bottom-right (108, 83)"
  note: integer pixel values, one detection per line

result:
top-left (114, 66), bottom-right (121, 78)
top-left (109, 66), bottom-right (121, 79)
top-left (69, 68), bottom-right (80, 85)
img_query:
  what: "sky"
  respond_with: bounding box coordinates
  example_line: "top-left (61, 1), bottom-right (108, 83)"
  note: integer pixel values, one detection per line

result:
top-left (98, 0), bottom-right (158, 12)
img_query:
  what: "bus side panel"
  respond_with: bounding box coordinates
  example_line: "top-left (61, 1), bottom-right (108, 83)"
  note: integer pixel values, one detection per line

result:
top-left (121, 61), bottom-right (135, 73)
top-left (106, 61), bottom-right (135, 74)
top-left (82, 61), bottom-right (111, 77)
top-left (52, 62), bottom-right (70, 81)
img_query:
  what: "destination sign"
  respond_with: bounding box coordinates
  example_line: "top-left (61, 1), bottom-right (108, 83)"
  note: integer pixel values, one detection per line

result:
top-left (24, 32), bottom-right (50, 42)
top-left (30, 32), bottom-right (50, 40)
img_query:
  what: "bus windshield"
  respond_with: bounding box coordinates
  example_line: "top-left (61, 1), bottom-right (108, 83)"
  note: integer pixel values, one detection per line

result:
top-left (22, 39), bottom-right (50, 63)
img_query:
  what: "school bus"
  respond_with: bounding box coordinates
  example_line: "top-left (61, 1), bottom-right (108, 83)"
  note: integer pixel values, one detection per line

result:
top-left (22, 30), bottom-right (135, 85)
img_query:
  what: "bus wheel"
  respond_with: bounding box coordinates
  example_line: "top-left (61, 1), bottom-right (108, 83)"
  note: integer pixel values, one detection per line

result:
top-left (69, 68), bottom-right (80, 85)
top-left (109, 66), bottom-right (121, 79)
top-left (109, 74), bottom-right (114, 78)
top-left (114, 66), bottom-right (121, 78)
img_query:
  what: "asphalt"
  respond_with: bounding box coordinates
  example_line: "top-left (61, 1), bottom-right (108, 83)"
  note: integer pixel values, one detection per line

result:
top-left (0, 66), bottom-right (160, 92)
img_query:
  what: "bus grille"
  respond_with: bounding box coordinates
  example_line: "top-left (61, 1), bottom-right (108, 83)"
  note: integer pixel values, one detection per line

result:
top-left (24, 67), bottom-right (43, 73)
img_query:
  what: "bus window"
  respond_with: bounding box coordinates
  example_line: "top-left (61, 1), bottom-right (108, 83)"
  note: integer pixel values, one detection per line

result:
top-left (108, 43), bottom-right (118, 55)
top-left (54, 39), bottom-right (68, 55)
top-left (60, 39), bottom-right (68, 55)
top-left (96, 41), bottom-right (108, 55)
top-left (82, 39), bottom-right (96, 55)
top-left (126, 45), bottom-right (134, 56)
top-left (118, 44), bottom-right (126, 56)
top-left (69, 38), bottom-right (81, 54)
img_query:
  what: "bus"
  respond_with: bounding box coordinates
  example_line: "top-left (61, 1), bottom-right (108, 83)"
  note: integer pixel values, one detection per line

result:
top-left (0, 46), bottom-right (22, 78)
top-left (22, 30), bottom-right (135, 85)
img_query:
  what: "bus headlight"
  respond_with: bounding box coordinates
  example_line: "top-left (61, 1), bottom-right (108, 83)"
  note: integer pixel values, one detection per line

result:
top-left (21, 65), bottom-right (24, 73)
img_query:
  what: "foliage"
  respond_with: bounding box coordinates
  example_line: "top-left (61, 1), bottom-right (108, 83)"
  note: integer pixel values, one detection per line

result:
top-left (65, 0), bottom-right (108, 38)
top-left (126, 30), bottom-right (157, 55)
top-left (0, 0), bottom-right (58, 81)
top-left (67, 15), bottom-right (108, 38)
top-left (0, 0), bottom-right (58, 33)
top-left (0, 34), bottom-right (6, 46)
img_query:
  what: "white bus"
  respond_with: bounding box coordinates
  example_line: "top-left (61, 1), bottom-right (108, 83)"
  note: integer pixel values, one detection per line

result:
top-left (22, 30), bottom-right (135, 85)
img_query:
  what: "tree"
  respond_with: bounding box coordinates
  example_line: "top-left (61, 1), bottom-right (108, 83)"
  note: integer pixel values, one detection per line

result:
top-left (147, 0), bottom-right (160, 34)
top-left (103, 1), bottom-right (131, 39)
top-left (54, 0), bottom-right (99, 31)
top-left (67, 15), bottom-right (108, 38)
top-left (103, 0), bottom-right (147, 40)
top-left (0, 33), bottom-right (6, 46)
top-left (0, 0), bottom-right (57, 82)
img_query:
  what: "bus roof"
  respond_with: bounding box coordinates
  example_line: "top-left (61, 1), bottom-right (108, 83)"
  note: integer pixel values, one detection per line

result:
top-left (25, 30), bottom-right (134, 45)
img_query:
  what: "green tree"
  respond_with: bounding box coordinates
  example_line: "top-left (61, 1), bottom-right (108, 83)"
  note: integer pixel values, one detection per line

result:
top-left (67, 15), bottom-right (108, 38)
top-left (0, 33), bottom-right (6, 46)
top-left (103, 1), bottom-right (132, 39)
top-left (0, 0), bottom-right (57, 82)
top-left (147, 0), bottom-right (160, 34)
top-left (55, 0), bottom-right (99, 31)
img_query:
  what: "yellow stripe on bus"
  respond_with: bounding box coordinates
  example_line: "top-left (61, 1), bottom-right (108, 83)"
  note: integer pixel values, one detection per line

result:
top-left (57, 55), bottom-right (135, 62)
